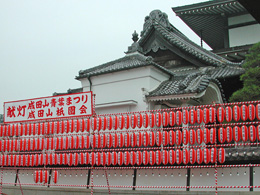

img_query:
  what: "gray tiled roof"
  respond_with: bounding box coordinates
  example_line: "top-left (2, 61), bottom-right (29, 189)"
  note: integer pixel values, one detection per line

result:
top-left (76, 53), bottom-right (175, 79)
top-left (139, 10), bottom-right (242, 67)
top-left (147, 73), bottom-right (211, 97)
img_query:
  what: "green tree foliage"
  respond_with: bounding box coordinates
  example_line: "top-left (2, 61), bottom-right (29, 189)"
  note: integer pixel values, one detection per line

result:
top-left (229, 42), bottom-right (260, 102)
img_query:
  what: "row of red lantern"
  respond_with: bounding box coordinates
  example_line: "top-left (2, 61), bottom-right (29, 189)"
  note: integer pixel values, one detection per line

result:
top-left (1, 125), bottom-right (259, 152)
top-left (33, 170), bottom-right (49, 184)
top-left (218, 125), bottom-right (260, 143)
top-left (33, 170), bottom-right (58, 184)
top-left (1, 104), bottom-right (259, 137)
top-left (0, 119), bottom-right (89, 137)
top-left (0, 148), bottom-right (225, 167)
top-left (217, 104), bottom-right (260, 123)
top-left (0, 129), bottom-right (215, 152)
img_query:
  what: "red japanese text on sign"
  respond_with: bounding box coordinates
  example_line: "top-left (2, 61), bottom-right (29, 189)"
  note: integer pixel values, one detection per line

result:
top-left (4, 91), bottom-right (93, 123)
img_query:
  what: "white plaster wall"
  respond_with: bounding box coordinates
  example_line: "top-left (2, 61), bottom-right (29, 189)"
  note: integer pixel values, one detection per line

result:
top-left (228, 14), bottom-right (260, 47)
top-left (2, 169), bottom-right (16, 186)
top-left (228, 14), bottom-right (255, 25)
top-left (253, 167), bottom-right (260, 191)
top-left (51, 169), bottom-right (88, 188)
top-left (229, 24), bottom-right (260, 47)
top-left (79, 65), bottom-right (169, 114)
top-left (136, 168), bottom-right (187, 191)
top-left (92, 169), bottom-right (133, 190)
top-left (18, 169), bottom-right (47, 188)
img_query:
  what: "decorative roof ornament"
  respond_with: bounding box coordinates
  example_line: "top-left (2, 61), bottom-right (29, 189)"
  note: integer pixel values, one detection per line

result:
top-left (141, 10), bottom-right (171, 37)
top-left (125, 30), bottom-right (143, 54)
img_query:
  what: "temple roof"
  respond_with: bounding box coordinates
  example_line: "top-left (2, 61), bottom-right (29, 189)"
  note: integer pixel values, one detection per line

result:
top-left (139, 10), bottom-right (241, 67)
top-left (76, 52), bottom-right (175, 80)
top-left (172, 0), bottom-right (250, 50)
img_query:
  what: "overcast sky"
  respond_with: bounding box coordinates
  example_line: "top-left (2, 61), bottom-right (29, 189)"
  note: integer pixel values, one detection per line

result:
top-left (0, 0), bottom-right (209, 114)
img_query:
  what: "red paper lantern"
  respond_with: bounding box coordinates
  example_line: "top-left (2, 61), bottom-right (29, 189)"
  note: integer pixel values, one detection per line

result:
top-left (218, 148), bottom-right (225, 164)
top-left (203, 148), bottom-right (210, 164)
top-left (203, 128), bottom-right (210, 144)
top-left (189, 129), bottom-right (196, 145)
top-left (233, 105), bottom-right (240, 122)
top-left (217, 107), bottom-right (225, 123)
top-left (168, 130), bottom-right (175, 145)
top-left (95, 152), bottom-right (101, 166)
top-left (155, 150), bottom-right (161, 165)
top-left (124, 133), bottom-right (130, 147)
top-left (181, 149), bottom-right (188, 165)
top-left (225, 106), bottom-right (232, 122)
top-left (226, 126), bottom-right (233, 143)
top-left (124, 115), bottom-right (130, 129)
top-left (241, 104), bottom-right (248, 121)
top-left (149, 132), bottom-right (155, 146)
top-left (210, 148), bottom-right (217, 163)
top-left (168, 111), bottom-right (175, 126)
top-left (52, 170), bottom-right (59, 184)
top-left (95, 134), bottom-right (101, 148)
top-left (34, 170), bottom-right (39, 183)
top-left (149, 113), bottom-right (155, 128)
top-left (155, 112), bottom-right (162, 127)
top-left (256, 104), bottom-right (260, 120)
top-left (75, 119), bottom-right (80, 133)
top-left (218, 127), bottom-right (226, 144)
top-left (241, 125), bottom-right (248, 142)
top-left (100, 117), bottom-right (107, 131)
top-left (14, 139), bottom-right (19, 151)
top-left (131, 114), bottom-right (137, 129)
top-left (91, 118), bottom-right (97, 131)
top-left (149, 151), bottom-right (155, 165)
top-left (189, 149), bottom-right (196, 164)
top-left (100, 152), bottom-right (106, 166)
top-left (196, 128), bottom-right (203, 145)
top-left (136, 113), bottom-right (143, 128)
top-left (182, 129), bottom-right (189, 145)
top-left (209, 128), bottom-right (216, 144)
top-left (248, 104), bottom-right (255, 121)
top-left (117, 133), bottom-right (124, 148)
top-left (84, 118), bottom-right (90, 132)
top-left (106, 134), bottom-right (113, 148)
top-left (112, 116), bottom-right (118, 130)
top-left (136, 132), bottom-right (142, 147)
top-left (136, 151), bottom-right (142, 166)
top-left (203, 108), bottom-right (209, 124)
top-left (162, 112), bottom-right (168, 127)
top-left (142, 151), bottom-right (149, 165)
top-left (44, 170), bottom-right (49, 184)
top-left (15, 124), bottom-right (20, 137)
top-left (175, 130), bottom-right (182, 145)
top-left (155, 131), bottom-right (162, 146)
top-left (162, 131), bottom-right (168, 146)
top-left (143, 113), bottom-right (149, 128)
top-left (209, 107), bottom-right (216, 123)
top-left (196, 149), bottom-right (203, 164)
top-left (117, 151), bottom-right (124, 166)
top-left (142, 132), bottom-right (149, 147)
top-left (189, 109), bottom-right (197, 125)
top-left (112, 133), bottom-right (118, 148)
top-left (89, 152), bottom-right (96, 166)
top-left (111, 152), bottom-right (117, 166)
top-left (233, 126), bottom-right (241, 142)
top-left (175, 111), bottom-right (182, 126)
top-left (182, 110), bottom-right (189, 125)
top-left (0, 126), bottom-right (3, 137)
top-left (249, 125), bottom-right (256, 142)
top-left (84, 135), bottom-right (90, 149)
top-left (161, 150), bottom-right (168, 165)
top-left (130, 133), bottom-right (137, 147)
top-left (118, 115), bottom-right (124, 130)
top-left (168, 150), bottom-right (175, 165)
top-left (196, 109), bottom-right (203, 124)
top-left (107, 116), bottom-right (113, 130)
top-left (124, 151), bottom-right (130, 165)
top-left (175, 149), bottom-right (182, 165)
top-left (96, 117), bottom-right (102, 131)
top-left (130, 151), bottom-right (136, 166)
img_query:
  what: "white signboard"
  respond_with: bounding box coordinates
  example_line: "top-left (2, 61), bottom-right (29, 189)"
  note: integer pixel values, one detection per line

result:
top-left (4, 91), bottom-right (93, 123)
